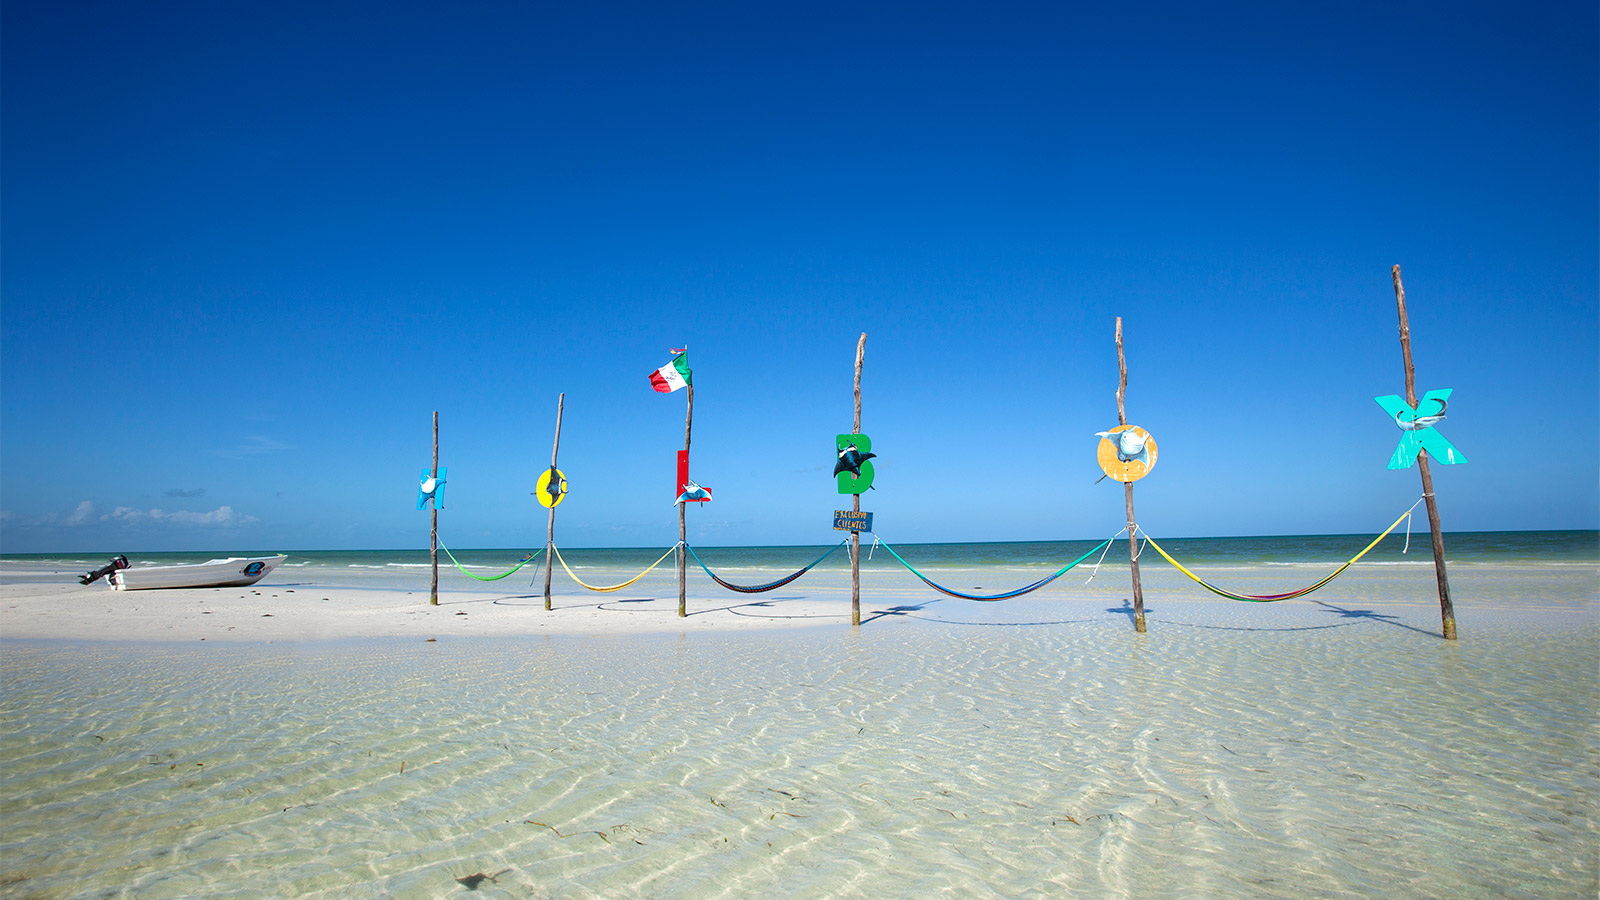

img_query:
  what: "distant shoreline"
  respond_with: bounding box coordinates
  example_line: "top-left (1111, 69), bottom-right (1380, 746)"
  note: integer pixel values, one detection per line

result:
top-left (2, 527), bottom-right (1596, 560)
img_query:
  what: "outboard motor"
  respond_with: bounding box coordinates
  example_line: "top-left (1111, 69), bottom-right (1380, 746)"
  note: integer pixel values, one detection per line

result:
top-left (80, 556), bottom-right (129, 585)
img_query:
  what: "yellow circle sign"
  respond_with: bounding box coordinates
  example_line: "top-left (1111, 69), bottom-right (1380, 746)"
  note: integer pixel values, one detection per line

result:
top-left (1096, 425), bottom-right (1158, 483)
top-left (535, 467), bottom-right (568, 508)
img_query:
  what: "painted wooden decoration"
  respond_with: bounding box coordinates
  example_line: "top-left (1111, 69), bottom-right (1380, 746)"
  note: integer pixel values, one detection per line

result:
top-left (675, 450), bottom-right (710, 503)
top-left (535, 466), bottom-right (568, 508)
top-left (835, 434), bottom-right (876, 494)
top-left (417, 467), bottom-right (447, 510)
top-left (833, 510), bottom-right (873, 532)
top-left (1374, 389), bottom-right (1465, 469)
top-left (1095, 426), bottom-right (1157, 483)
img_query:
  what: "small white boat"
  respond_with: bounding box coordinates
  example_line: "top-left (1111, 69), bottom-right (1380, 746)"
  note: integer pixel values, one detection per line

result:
top-left (108, 555), bottom-right (287, 591)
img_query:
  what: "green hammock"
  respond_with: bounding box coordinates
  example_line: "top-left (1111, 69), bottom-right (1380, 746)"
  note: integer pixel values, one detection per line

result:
top-left (439, 543), bottom-right (543, 582)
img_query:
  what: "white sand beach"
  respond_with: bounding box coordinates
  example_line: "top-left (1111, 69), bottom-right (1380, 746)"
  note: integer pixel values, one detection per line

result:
top-left (1, 554), bottom-right (1595, 643)
top-left (0, 558), bottom-right (1029, 642)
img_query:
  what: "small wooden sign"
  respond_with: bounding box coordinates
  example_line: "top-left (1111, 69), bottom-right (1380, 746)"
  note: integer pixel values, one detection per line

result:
top-left (833, 510), bottom-right (873, 533)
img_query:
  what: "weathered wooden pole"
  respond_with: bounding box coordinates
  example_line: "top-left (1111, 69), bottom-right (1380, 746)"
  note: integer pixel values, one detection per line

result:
top-left (430, 411), bottom-right (440, 606)
top-left (1392, 265), bottom-right (1457, 640)
top-left (679, 382), bottom-right (693, 617)
top-left (851, 332), bottom-right (866, 627)
top-left (544, 393), bottom-right (564, 611)
top-left (1116, 319), bottom-right (1146, 633)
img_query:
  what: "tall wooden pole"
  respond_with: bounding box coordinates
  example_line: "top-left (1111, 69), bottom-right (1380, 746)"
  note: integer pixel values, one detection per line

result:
top-left (679, 383), bottom-right (693, 617)
top-left (544, 393), bottom-right (564, 611)
top-left (1392, 265), bottom-right (1457, 640)
top-left (851, 333), bottom-right (866, 627)
top-left (1116, 319), bottom-right (1146, 633)
top-left (430, 411), bottom-right (439, 606)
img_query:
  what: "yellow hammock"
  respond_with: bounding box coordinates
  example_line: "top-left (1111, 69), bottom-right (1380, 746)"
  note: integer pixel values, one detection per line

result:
top-left (552, 544), bottom-right (680, 593)
top-left (1142, 506), bottom-right (1416, 602)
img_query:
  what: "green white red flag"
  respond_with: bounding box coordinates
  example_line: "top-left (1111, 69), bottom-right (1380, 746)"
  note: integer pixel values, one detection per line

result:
top-left (649, 351), bottom-right (692, 393)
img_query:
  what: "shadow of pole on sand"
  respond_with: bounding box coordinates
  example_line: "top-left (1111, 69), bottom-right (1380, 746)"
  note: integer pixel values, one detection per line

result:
top-left (1310, 600), bottom-right (1443, 638)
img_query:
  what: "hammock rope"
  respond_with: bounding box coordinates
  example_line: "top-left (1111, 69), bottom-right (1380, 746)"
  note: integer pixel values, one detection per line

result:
top-left (1142, 502), bottom-right (1420, 602)
top-left (876, 538), bottom-right (1114, 601)
top-left (439, 543), bottom-right (543, 582)
top-left (685, 541), bottom-right (848, 594)
top-left (1082, 528), bottom-right (1149, 584)
top-left (552, 543), bottom-right (681, 593)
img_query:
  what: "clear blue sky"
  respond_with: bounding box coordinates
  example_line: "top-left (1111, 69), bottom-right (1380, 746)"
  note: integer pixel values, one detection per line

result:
top-left (3, 1), bottom-right (1595, 553)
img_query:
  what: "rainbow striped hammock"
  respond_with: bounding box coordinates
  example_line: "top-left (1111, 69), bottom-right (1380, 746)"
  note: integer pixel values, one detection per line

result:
top-left (1141, 508), bottom-right (1416, 602)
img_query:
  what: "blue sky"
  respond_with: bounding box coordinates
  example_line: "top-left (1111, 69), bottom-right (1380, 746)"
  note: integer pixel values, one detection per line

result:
top-left (3, 1), bottom-right (1595, 553)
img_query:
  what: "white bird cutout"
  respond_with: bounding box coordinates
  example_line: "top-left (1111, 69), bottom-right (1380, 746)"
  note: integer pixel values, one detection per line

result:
top-left (419, 476), bottom-right (439, 495)
top-left (1095, 429), bottom-right (1151, 465)
top-left (1093, 429), bottom-right (1153, 485)
top-left (1395, 398), bottom-right (1447, 431)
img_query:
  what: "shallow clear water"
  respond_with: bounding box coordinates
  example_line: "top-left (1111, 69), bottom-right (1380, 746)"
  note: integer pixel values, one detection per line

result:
top-left (3, 586), bottom-right (1596, 899)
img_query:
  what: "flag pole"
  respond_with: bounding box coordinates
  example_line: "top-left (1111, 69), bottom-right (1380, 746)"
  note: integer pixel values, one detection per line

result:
top-left (1392, 265), bottom-right (1457, 640)
top-left (430, 411), bottom-right (440, 606)
top-left (544, 393), bottom-right (564, 611)
top-left (1116, 319), bottom-right (1146, 633)
top-left (851, 333), bottom-right (866, 626)
top-left (679, 381), bottom-right (693, 617)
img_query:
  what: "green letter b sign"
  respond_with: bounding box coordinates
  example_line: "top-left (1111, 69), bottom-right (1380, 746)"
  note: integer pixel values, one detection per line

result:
top-left (835, 433), bottom-right (875, 494)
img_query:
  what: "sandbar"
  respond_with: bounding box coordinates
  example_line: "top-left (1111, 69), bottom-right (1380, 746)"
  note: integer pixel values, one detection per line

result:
top-left (2, 560), bottom-right (1593, 643)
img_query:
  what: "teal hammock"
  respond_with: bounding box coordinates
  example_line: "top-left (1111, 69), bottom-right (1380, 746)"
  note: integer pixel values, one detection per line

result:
top-left (685, 541), bottom-right (848, 593)
top-left (875, 538), bottom-right (1113, 601)
top-left (439, 543), bottom-right (544, 582)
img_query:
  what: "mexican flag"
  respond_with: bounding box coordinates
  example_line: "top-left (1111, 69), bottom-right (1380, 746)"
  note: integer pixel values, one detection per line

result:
top-left (649, 351), bottom-right (692, 393)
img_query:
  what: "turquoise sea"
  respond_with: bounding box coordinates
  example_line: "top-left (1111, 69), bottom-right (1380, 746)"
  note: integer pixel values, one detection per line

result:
top-left (5, 529), bottom-right (1597, 585)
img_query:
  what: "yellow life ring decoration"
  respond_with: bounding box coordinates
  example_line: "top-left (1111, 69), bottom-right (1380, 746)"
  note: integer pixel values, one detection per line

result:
top-left (535, 466), bottom-right (568, 508)
top-left (1096, 425), bottom-right (1157, 483)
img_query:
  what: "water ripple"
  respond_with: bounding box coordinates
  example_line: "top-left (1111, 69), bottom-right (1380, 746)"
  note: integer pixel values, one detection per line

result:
top-left (2, 601), bottom-right (1597, 899)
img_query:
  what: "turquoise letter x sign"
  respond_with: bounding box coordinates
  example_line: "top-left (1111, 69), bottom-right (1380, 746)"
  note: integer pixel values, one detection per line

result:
top-left (1374, 389), bottom-right (1466, 470)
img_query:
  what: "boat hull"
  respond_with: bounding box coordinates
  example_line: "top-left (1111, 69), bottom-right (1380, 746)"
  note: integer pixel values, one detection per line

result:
top-left (109, 556), bottom-right (287, 591)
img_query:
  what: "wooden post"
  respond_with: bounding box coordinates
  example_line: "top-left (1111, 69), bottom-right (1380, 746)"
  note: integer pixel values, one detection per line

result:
top-left (1116, 319), bottom-right (1146, 633)
top-left (1392, 265), bottom-right (1457, 640)
top-left (679, 383), bottom-right (693, 617)
top-left (851, 333), bottom-right (866, 627)
top-left (544, 393), bottom-right (564, 611)
top-left (430, 411), bottom-right (439, 606)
